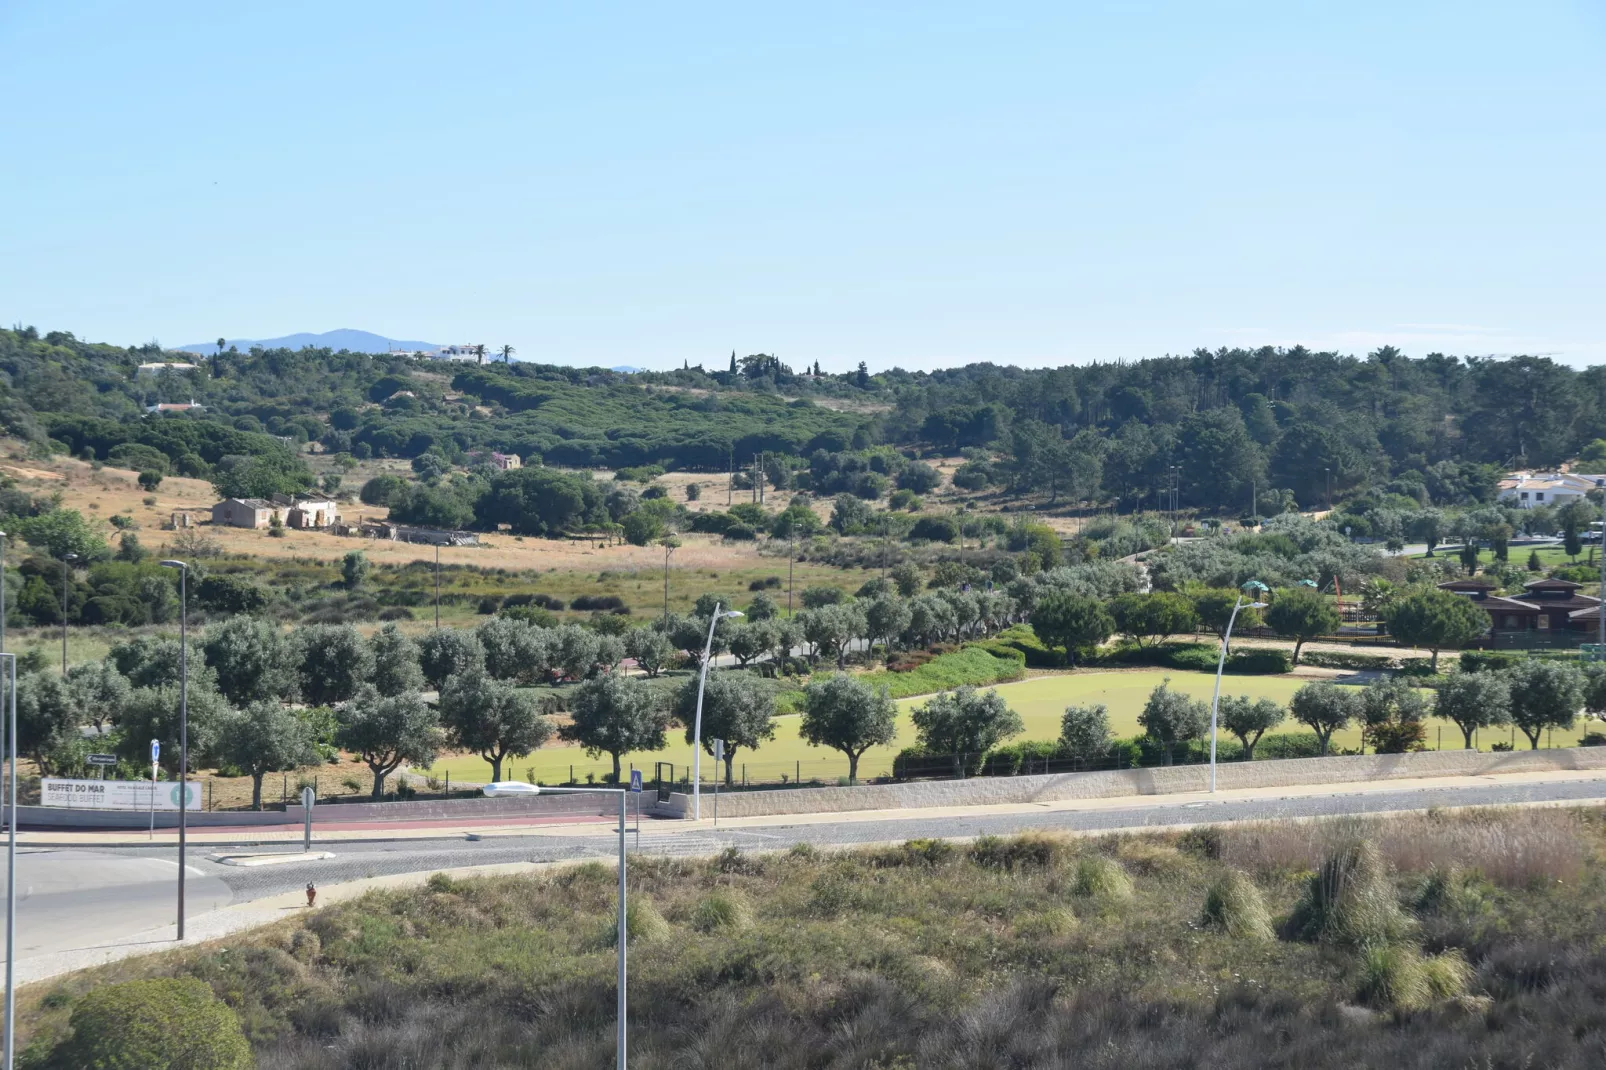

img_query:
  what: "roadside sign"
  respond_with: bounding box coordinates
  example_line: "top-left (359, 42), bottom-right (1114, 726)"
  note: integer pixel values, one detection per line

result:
top-left (86, 754), bottom-right (117, 767)
top-left (712, 738), bottom-right (725, 761)
top-left (629, 770), bottom-right (643, 794)
top-left (301, 786), bottom-right (316, 850)
top-left (149, 739), bottom-right (160, 763)
top-left (301, 786), bottom-right (316, 809)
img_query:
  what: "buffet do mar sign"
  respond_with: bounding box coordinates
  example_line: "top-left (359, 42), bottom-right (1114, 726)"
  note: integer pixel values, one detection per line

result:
top-left (40, 778), bottom-right (201, 811)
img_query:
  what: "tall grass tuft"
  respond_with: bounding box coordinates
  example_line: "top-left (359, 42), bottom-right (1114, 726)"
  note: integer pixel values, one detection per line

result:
top-left (1355, 944), bottom-right (1433, 1011)
top-left (1422, 948), bottom-right (1474, 999)
top-left (1200, 869), bottom-right (1274, 941)
top-left (1072, 856), bottom-right (1134, 902)
top-left (602, 897), bottom-right (670, 946)
top-left (690, 891), bottom-right (752, 933)
top-left (1013, 908), bottom-right (1079, 939)
top-left (1286, 840), bottom-right (1413, 946)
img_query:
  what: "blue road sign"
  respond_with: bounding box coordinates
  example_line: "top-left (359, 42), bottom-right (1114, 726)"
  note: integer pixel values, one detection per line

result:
top-left (629, 770), bottom-right (643, 793)
top-left (150, 738), bottom-right (160, 763)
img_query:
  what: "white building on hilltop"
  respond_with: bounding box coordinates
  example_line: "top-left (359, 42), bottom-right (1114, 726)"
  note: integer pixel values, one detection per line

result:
top-left (1498, 471), bottom-right (1606, 509)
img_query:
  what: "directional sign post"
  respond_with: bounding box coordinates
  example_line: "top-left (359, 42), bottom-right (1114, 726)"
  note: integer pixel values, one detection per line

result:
top-left (149, 739), bottom-right (160, 839)
top-left (628, 769), bottom-right (643, 849)
top-left (87, 752), bottom-right (115, 781)
top-left (301, 786), bottom-right (315, 851)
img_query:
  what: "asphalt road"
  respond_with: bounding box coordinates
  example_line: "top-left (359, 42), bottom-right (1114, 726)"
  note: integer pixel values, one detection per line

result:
top-left (11, 774), bottom-right (1605, 963)
top-left (82, 774), bottom-right (1606, 899)
top-left (0, 851), bottom-right (231, 959)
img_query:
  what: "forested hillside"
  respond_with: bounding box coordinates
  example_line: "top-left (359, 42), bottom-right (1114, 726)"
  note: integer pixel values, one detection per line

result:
top-left (6, 325), bottom-right (1606, 516)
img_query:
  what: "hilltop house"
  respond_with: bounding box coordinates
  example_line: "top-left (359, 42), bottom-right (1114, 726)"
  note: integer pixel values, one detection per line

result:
top-left (490, 452), bottom-right (521, 471)
top-left (1438, 577), bottom-right (1603, 647)
top-left (135, 362), bottom-right (200, 378)
top-left (212, 498), bottom-right (285, 529)
top-left (1498, 471), bottom-right (1605, 509)
top-left (276, 493), bottom-right (340, 529)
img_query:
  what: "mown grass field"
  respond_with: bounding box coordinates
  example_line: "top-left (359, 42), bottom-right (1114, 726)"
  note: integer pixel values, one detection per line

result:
top-left (17, 808), bottom-right (1606, 1068)
top-left (426, 667), bottom-right (1600, 787)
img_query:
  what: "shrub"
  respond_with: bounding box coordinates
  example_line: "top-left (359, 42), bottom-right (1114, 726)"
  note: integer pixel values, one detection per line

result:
top-left (1422, 948), bottom-right (1474, 1000)
top-left (1072, 855), bottom-right (1134, 901)
top-left (874, 838), bottom-right (959, 867)
top-left (289, 928), bottom-right (322, 963)
top-left (690, 891), bottom-right (752, 932)
top-left (1355, 944), bottom-right (1433, 1011)
top-left (51, 977), bottom-right (253, 1069)
top-left (1286, 840), bottom-right (1413, 946)
top-left (1460, 650), bottom-right (1522, 674)
top-left (969, 832), bottom-right (1067, 870)
top-left (979, 739), bottom-right (1061, 777)
top-left (1254, 732), bottom-right (1324, 760)
top-left (572, 594), bottom-right (626, 612)
top-left (1301, 650), bottom-right (1396, 671)
top-left (604, 897), bottom-right (670, 945)
top-left (1200, 869), bottom-right (1274, 941)
top-left (1225, 648), bottom-right (1293, 674)
top-left (1013, 908), bottom-right (1078, 939)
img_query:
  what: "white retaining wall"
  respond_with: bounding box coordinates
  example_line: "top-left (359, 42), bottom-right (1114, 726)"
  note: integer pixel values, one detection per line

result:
top-left (663, 747), bottom-right (1606, 819)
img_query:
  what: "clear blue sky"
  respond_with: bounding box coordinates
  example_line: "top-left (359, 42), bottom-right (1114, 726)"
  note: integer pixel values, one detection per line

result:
top-left (2, 1), bottom-right (1603, 369)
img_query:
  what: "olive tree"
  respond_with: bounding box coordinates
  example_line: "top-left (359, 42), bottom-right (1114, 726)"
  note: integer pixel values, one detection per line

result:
top-left (1505, 659), bottom-right (1584, 749)
top-left (1059, 703), bottom-right (1112, 764)
top-left (1434, 670), bottom-right (1510, 749)
top-left (675, 670), bottom-right (776, 785)
top-left (419, 629), bottom-right (485, 691)
top-left (294, 624), bottom-right (374, 705)
top-left (799, 672), bottom-right (897, 784)
top-left (336, 687), bottom-right (442, 798)
top-left (369, 623), bottom-right (424, 696)
top-left (216, 702), bottom-right (321, 810)
top-left (1029, 591), bottom-right (1114, 666)
top-left (561, 671), bottom-right (668, 783)
top-left (1288, 681), bottom-right (1359, 756)
top-left (911, 686), bottom-right (1024, 777)
top-left (1138, 679), bottom-right (1207, 765)
top-left (1217, 695), bottom-right (1285, 760)
top-left (202, 615), bottom-right (298, 707)
top-left (624, 627), bottom-right (675, 678)
top-left (439, 666), bottom-right (554, 782)
top-left (1264, 588), bottom-right (1339, 665)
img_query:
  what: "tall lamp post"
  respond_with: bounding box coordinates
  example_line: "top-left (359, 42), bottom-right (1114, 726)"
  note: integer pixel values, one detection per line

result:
top-left (159, 560), bottom-right (190, 939)
top-left (1, 650), bottom-right (19, 1070)
top-left (1208, 581), bottom-right (1268, 793)
top-left (691, 605), bottom-right (742, 820)
top-left (488, 784), bottom-right (630, 1068)
top-left (59, 552), bottom-right (78, 674)
top-left (434, 544), bottom-right (441, 629)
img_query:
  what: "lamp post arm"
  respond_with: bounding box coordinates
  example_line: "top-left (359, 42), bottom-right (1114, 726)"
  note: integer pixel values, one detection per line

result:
top-left (691, 604), bottom-right (721, 820)
top-left (1208, 598), bottom-right (1244, 794)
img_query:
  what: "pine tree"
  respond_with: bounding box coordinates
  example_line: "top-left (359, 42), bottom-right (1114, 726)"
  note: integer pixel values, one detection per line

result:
top-left (729, 351), bottom-right (737, 374)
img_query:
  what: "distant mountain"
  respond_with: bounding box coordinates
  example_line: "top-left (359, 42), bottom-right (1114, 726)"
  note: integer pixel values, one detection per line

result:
top-left (176, 329), bottom-right (440, 356)
top-left (611, 365), bottom-right (642, 373)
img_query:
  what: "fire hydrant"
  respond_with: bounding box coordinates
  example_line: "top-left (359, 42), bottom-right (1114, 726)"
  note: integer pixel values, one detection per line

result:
top-left (306, 882), bottom-right (317, 908)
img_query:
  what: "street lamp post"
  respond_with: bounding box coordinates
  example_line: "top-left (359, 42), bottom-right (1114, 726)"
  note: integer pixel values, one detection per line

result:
top-left (1209, 581), bottom-right (1268, 793)
top-left (691, 605), bottom-right (742, 820)
top-left (59, 552), bottom-right (78, 674)
top-left (489, 784), bottom-right (630, 1068)
top-left (159, 560), bottom-right (189, 939)
top-left (2, 651), bottom-right (19, 1070)
top-left (434, 544), bottom-right (441, 629)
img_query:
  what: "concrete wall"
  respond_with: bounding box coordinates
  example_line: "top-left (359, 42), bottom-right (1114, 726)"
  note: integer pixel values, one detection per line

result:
top-left (664, 747), bottom-right (1606, 820)
top-left (283, 793), bottom-right (613, 823)
top-left (17, 806), bottom-right (291, 829)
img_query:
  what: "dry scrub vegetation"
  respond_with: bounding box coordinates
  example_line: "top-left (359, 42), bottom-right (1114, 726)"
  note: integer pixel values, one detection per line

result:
top-left (17, 807), bottom-right (1606, 1068)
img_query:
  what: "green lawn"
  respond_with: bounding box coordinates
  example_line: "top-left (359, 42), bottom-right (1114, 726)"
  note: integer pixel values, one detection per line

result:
top-left (426, 667), bottom-right (1600, 788)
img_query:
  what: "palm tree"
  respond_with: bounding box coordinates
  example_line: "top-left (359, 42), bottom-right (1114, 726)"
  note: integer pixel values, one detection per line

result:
top-left (498, 344), bottom-right (515, 363)
top-left (472, 344), bottom-right (487, 365)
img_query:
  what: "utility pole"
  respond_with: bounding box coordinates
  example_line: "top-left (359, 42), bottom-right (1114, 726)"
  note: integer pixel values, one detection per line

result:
top-left (727, 447), bottom-right (733, 507)
top-left (788, 530), bottom-right (796, 616)
top-left (662, 541), bottom-right (675, 625)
